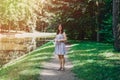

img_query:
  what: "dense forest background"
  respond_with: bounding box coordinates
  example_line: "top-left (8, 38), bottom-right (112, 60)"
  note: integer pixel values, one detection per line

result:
top-left (0, 0), bottom-right (119, 44)
top-left (0, 0), bottom-right (113, 42)
top-left (43, 0), bottom-right (113, 43)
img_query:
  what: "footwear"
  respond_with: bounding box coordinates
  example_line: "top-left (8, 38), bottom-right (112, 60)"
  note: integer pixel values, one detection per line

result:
top-left (61, 67), bottom-right (65, 71)
top-left (57, 67), bottom-right (62, 71)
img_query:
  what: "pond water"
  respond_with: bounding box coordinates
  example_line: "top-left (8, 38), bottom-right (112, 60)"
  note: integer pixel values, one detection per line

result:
top-left (0, 32), bottom-right (55, 67)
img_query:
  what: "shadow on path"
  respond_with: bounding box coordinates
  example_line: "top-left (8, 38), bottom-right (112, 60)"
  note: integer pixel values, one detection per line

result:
top-left (39, 45), bottom-right (79, 80)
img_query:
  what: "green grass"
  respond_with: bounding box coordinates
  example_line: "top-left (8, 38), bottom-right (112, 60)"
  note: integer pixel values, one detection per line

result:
top-left (0, 41), bottom-right (54, 80)
top-left (68, 41), bottom-right (120, 80)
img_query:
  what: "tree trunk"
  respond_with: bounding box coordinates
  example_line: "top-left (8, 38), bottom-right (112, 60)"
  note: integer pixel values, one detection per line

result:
top-left (96, 15), bottom-right (100, 42)
top-left (113, 0), bottom-right (120, 51)
top-left (96, 3), bottom-right (100, 42)
top-left (97, 28), bottom-right (99, 42)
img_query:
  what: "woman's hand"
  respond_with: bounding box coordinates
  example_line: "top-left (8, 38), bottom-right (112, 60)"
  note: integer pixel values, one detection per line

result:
top-left (57, 40), bottom-right (61, 42)
top-left (54, 39), bottom-right (60, 42)
top-left (58, 39), bottom-right (65, 42)
top-left (55, 39), bottom-right (65, 42)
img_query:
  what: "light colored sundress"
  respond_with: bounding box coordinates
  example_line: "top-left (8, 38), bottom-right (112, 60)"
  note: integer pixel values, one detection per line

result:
top-left (54, 33), bottom-right (66, 55)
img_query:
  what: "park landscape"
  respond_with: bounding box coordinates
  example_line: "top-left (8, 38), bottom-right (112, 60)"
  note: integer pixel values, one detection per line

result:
top-left (0, 0), bottom-right (120, 80)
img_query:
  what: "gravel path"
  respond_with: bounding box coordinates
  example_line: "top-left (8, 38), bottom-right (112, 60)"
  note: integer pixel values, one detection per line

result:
top-left (39, 45), bottom-right (79, 80)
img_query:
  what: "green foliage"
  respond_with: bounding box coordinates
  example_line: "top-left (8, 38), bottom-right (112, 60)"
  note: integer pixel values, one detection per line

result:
top-left (99, 0), bottom-right (113, 42)
top-left (0, 0), bottom-right (51, 32)
top-left (100, 15), bottom-right (113, 42)
top-left (0, 0), bottom-right (113, 42)
top-left (0, 0), bottom-right (36, 30)
top-left (46, 0), bottom-right (113, 42)
top-left (68, 41), bottom-right (120, 80)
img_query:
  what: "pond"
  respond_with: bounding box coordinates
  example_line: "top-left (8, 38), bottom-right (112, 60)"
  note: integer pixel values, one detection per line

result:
top-left (0, 32), bottom-right (55, 67)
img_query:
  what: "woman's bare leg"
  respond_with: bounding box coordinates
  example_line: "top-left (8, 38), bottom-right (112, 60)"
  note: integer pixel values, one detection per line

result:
top-left (61, 55), bottom-right (65, 70)
top-left (58, 55), bottom-right (62, 70)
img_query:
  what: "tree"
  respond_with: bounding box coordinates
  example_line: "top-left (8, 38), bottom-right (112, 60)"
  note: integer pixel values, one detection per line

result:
top-left (113, 0), bottom-right (120, 51)
top-left (44, 0), bottom-right (113, 41)
top-left (0, 0), bottom-right (44, 32)
top-left (97, 0), bottom-right (113, 42)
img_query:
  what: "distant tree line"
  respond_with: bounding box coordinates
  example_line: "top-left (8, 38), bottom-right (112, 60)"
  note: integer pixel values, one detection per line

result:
top-left (0, 0), bottom-right (120, 51)
top-left (45, 0), bottom-right (113, 42)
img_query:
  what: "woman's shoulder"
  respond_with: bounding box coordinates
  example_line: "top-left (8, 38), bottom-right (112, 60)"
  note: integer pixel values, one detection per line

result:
top-left (63, 32), bottom-right (66, 35)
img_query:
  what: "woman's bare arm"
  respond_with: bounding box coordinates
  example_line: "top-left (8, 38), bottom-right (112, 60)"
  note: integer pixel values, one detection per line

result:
top-left (60, 32), bottom-right (67, 42)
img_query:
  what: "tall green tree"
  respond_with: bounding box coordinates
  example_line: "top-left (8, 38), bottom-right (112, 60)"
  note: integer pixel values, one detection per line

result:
top-left (113, 0), bottom-right (120, 51)
top-left (0, 0), bottom-right (45, 32)
top-left (98, 0), bottom-right (113, 42)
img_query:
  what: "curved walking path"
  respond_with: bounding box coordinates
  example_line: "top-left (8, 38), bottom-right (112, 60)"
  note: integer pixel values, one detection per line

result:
top-left (39, 45), bottom-right (79, 80)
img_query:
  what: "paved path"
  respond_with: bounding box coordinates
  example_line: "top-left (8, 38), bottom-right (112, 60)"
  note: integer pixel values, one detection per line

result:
top-left (39, 45), bottom-right (79, 80)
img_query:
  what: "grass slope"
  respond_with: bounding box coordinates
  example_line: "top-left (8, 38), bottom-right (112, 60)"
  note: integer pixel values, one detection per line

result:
top-left (0, 42), bottom-right (54, 80)
top-left (68, 41), bottom-right (120, 80)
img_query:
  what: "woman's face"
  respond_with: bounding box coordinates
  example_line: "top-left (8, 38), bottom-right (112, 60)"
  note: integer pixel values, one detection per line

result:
top-left (58, 24), bottom-right (62, 31)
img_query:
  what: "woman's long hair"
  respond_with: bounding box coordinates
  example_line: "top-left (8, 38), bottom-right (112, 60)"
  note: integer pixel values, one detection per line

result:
top-left (57, 24), bottom-right (64, 34)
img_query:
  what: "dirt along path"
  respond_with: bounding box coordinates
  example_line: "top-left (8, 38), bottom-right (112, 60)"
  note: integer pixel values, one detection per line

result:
top-left (39, 45), bottom-right (79, 80)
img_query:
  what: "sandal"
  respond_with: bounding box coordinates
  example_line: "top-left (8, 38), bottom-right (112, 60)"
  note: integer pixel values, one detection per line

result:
top-left (61, 68), bottom-right (65, 71)
top-left (57, 67), bottom-right (62, 71)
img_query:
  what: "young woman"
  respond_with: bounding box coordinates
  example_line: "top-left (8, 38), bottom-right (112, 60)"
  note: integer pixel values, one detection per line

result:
top-left (54, 24), bottom-right (67, 71)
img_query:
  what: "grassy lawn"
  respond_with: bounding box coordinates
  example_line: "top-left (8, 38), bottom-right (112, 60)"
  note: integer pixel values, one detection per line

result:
top-left (0, 41), bottom-right (54, 80)
top-left (68, 41), bottom-right (120, 80)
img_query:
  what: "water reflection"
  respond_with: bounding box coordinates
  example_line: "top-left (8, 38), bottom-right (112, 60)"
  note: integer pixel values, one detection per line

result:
top-left (0, 33), bottom-right (55, 67)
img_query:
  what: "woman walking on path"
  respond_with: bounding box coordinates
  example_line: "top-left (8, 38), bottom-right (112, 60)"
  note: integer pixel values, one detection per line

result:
top-left (54, 24), bottom-right (67, 71)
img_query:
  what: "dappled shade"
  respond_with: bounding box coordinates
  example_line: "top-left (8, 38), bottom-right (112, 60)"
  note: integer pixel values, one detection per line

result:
top-left (68, 41), bottom-right (120, 80)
